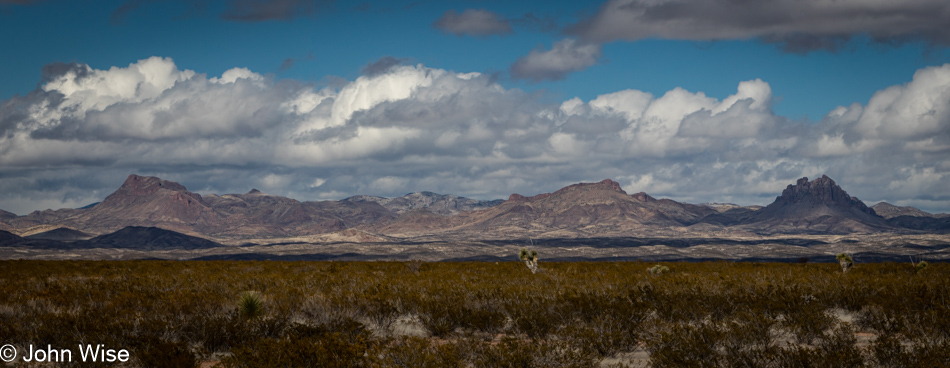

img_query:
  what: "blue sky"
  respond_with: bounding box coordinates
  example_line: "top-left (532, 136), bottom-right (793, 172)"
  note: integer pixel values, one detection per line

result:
top-left (3, 0), bottom-right (945, 119)
top-left (1, 0), bottom-right (950, 215)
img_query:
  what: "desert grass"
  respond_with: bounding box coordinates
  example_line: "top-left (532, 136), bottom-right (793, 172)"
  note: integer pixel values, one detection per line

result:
top-left (0, 260), bottom-right (947, 367)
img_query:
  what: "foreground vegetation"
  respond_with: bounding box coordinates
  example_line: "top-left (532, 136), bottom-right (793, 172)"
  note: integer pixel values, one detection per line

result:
top-left (0, 260), bottom-right (947, 367)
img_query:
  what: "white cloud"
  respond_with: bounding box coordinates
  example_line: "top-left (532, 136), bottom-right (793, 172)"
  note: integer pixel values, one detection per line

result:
top-left (42, 56), bottom-right (194, 108)
top-left (854, 64), bottom-right (950, 141)
top-left (258, 173), bottom-right (294, 190)
top-left (588, 89), bottom-right (653, 121)
top-left (370, 176), bottom-right (410, 193)
top-left (22, 57), bottom-right (288, 142)
top-left (328, 65), bottom-right (445, 127)
top-left (211, 67), bottom-right (265, 84)
top-left (887, 166), bottom-right (944, 197)
top-left (1, 58), bottom-right (949, 215)
top-left (309, 178), bottom-right (326, 188)
top-left (713, 79), bottom-right (771, 114)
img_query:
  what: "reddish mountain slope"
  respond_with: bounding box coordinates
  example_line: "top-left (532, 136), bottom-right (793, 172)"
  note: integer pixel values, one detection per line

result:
top-left (1, 175), bottom-right (394, 239)
top-left (89, 175), bottom-right (217, 231)
top-left (372, 179), bottom-right (718, 238)
top-left (0, 174), bottom-right (943, 242)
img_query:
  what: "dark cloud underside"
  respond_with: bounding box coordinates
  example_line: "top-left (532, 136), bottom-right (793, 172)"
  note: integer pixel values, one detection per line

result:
top-left (433, 9), bottom-right (512, 36)
top-left (510, 39), bottom-right (602, 81)
top-left (569, 0), bottom-right (950, 53)
top-left (222, 0), bottom-right (334, 22)
top-left (360, 56), bottom-right (408, 76)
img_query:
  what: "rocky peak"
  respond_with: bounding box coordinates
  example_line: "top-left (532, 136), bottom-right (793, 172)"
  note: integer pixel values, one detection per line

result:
top-left (551, 179), bottom-right (628, 196)
top-left (99, 174), bottom-right (203, 208)
top-left (774, 175), bottom-right (874, 215)
top-left (116, 174), bottom-right (188, 196)
top-left (631, 192), bottom-right (656, 202)
top-left (596, 179), bottom-right (624, 192)
top-left (508, 179), bottom-right (627, 203)
top-left (0, 209), bottom-right (16, 220)
top-left (508, 193), bottom-right (528, 201)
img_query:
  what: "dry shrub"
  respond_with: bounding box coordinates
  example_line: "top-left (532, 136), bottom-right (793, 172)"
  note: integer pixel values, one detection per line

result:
top-left (470, 337), bottom-right (597, 368)
top-left (375, 336), bottom-right (464, 368)
top-left (0, 260), bottom-right (948, 367)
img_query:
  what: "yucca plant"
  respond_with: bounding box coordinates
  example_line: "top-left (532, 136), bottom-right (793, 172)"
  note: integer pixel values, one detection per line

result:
top-left (519, 248), bottom-right (540, 274)
top-left (836, 253), bottom-right (853, 273)
top-left (647, 264), bottom-right (670, 275)
top-left (238, 291), bottom-right (265, 320)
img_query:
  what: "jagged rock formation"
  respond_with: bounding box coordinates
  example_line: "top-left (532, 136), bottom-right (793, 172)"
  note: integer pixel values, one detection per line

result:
top-left (748, 175), bottom-right (887, 233)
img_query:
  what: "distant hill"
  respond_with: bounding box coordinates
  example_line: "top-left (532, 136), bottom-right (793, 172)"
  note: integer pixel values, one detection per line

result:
top-left (872, 203), bottom-right (950, 232)
top-left (0, 226), bottom-right (221, 250)
top-left (24, 227), bottom-right (93, 241)
top-left (702, 203), bottom-right (763, 213)
top-left (0, 230), bottom-right (21, 246)
top-left (84, 226), bottom-right (221, 250)
top-left (872, 202), bottom-right (949, 219)
top-left (345, 192), bottom-right (503, 216)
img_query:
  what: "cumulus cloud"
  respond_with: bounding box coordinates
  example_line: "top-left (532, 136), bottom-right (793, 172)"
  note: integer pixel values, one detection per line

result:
top-left (510, 39), bottom-right (602, 81)
top-left (804, 63), bottom-right (950, 159)
top-left (569, 0), bottom-right (950, 53)
top-left (433, 9), bottom-right (512, 37)
top-left (16, 57), bottom-right (293, 142)
top-left (1, 57), bottom-right (949, 215)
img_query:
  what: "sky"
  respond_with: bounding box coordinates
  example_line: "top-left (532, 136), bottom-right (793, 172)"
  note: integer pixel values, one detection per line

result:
top-left (1, 0), bottom-right (949, 215)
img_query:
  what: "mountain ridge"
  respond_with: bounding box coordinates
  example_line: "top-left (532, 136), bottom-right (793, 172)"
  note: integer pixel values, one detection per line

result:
top-left (0, 174), bottom-right (945, 241)
top-left (345, 191), bottom-right (503, 216)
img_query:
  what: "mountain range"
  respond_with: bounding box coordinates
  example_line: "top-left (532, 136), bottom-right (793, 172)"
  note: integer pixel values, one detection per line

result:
top-left (1, 174), bottom-right (948, 250)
